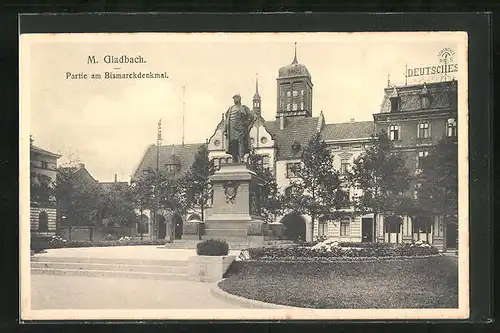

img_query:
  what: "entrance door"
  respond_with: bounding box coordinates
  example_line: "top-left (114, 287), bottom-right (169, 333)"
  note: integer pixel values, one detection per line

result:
top-left (361, 218), bottom-right (373, 242)
top-left (281, 213), bottom-right (306, 242)
top-left (446, 223), bottom-right (458, 249)
top-left (157, 215), bottom-right (166, 239)
top-left (173, 214), bottom-right (183, 240)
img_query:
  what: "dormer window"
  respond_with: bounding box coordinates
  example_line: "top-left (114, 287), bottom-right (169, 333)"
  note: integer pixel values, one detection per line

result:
top-left (291, 141), bottom-right (301, 154)
top-left (388, 87), bottom-right (400, 112)
top-left (421, 95), bottom-right (430, 109)
top-left (420, 83), bottom-right (431, 109)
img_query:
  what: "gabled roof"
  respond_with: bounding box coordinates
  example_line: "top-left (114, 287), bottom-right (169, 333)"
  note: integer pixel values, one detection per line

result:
top-left (379, 80), bottom-right (458, 113)
top-left (59, 164), bottom-right (99, 184)
top-left (132, 143), bottom-right (204, 179)
top-left (265, 116), bottom-right (320, 160)
top-left (100, 181), bottom-right (129, 189)
top-left (30, 145), bottom-right (61, 158)
top-left (320, 121), bottom-right (375, 141)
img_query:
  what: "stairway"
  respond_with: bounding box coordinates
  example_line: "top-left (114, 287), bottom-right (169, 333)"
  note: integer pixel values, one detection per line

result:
top-left (31, 256), bottom-right (189, 281)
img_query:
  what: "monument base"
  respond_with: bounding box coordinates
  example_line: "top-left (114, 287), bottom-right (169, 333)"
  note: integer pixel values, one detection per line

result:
top-left (204, 162), bottom-right (267, 244)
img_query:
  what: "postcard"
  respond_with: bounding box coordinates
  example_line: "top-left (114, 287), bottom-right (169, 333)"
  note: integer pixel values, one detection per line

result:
top-left (20, 31), bottom-right (469, 321)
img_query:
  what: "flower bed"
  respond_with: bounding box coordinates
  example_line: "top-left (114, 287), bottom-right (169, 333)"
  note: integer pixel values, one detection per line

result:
top-left (31, 235), bottom-right (167, 254)
top-left (246, 240), bottom-right (439, 261)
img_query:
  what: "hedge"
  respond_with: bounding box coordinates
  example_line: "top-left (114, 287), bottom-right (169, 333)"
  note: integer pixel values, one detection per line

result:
top-left (248, 243), bottom-right (439, 261)
top-left (196, 239), bottom-right (229, 256)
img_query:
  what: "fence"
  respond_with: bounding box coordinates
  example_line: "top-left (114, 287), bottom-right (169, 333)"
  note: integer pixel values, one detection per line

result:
top-left (58, 225), bottom-right (137, 241)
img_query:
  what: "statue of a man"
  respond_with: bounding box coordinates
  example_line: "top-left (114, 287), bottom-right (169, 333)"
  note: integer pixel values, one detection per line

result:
top-left (224, 94), bottom-right (255, 162)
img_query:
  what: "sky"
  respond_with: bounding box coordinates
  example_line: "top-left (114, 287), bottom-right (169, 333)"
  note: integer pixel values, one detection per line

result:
top-left (24, 32), bottom-right (464, 182)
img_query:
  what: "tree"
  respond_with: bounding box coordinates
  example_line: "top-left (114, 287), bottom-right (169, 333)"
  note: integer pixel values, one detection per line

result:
top-left (416, 136), bottom-right (458, 226)
top-left (130, 169), bottom-right (156, 239)
top-left (347, 130), bottom-right (412, 242)
top-left (182, 144), bottom-right (215, 221)
top-left (55, 166), bottom-right (103, 240)
top-left (283, 133), bottom-right (349, 239)
top-left (99, 182), bottom-right (137, 228)
top-left (30, 173), bottom-right (55, 206)
top-left (247, 149), bottom-right (284, 223)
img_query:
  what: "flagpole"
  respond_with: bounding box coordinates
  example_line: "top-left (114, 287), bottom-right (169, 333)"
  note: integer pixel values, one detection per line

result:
top-left (155, 119), bottom-right (162, 240)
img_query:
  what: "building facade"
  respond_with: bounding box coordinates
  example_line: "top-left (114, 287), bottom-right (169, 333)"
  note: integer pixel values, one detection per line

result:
top-left (133, 48), bottom-right (458, 251)
top-left (30, 139), bottom-right (61, 238)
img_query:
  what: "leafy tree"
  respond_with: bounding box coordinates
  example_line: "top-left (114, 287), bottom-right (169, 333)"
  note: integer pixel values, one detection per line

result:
top-left (30, 173), bottom-right (55, 206)
top-left (283, 133), bottom-right (349, 238)
top-left (99, 182), bottom-right (137, 228)
top-left (55, 165), bottom-right (103, 232)
top-left (182, 144), bottom-right (215, 221)
top-left (130, 169), bottom-right (157, 239)
top-left (247, 149), bottom-right (284, 223)
top-left (347, 130), bottom-right (412, 242)
top-left (416, 136), bottom-right (458, 226)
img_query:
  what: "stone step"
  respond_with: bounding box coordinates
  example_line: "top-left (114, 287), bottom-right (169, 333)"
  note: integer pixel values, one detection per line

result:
top-left (203, 228), bottom-right (247, 237)
top-left (31, 261), bottom-right (188, 274)
top-left (201, 235), bottom-right (249, 242)
top-left (31, 256), bottom-right (188, 267)
top-left (31, 267), bottom-right (188, 281)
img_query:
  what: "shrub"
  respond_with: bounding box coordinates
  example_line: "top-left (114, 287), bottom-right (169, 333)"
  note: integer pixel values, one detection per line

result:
top-left (248, 242), bottom-right (439, 261)
top-left (196, 239), bottom-right (229, 256)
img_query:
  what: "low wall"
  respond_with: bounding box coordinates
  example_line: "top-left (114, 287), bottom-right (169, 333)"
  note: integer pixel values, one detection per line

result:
top-left (58, 226), bottom-right (137, 241)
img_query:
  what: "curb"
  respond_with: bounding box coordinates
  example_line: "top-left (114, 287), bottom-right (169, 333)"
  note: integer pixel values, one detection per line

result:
top-left (210, 279), bottom-right (299, 309)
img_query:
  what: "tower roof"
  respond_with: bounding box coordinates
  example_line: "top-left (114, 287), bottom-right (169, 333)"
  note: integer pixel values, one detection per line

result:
top-left (278, 42), bottom-right (311, 79)
top-left (253, 73), bottom-right (261, 100)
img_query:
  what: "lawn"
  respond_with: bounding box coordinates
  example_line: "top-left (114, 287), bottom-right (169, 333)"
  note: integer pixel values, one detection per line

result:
top-left (219, 256), bottom-right (458, 309)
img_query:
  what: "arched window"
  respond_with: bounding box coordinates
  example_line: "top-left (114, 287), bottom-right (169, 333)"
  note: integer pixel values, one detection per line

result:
top-left (187, 213), bottom-right (202, 221)
top-left (38, 211), bottom-right (48, 232)
top-left (447, 118), bottom-right (457, 137)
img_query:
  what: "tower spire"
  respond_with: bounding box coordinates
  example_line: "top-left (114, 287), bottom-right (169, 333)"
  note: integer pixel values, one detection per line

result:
top-left (255, 73), bottom-right (259, 94)
top-left (292, 42), bottom-right (298, 64)
top-left (253, 73), bottom-right (261, 115)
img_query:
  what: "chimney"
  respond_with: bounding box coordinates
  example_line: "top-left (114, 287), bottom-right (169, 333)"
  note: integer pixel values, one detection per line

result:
top-left (114, 174), bottom-right (118, 183)
top-left (78, 163), bottom-right (85, 169)
top-left (350, 118), bottom-right (355, 123)
top-left (30, 135), bottom-right (33, 147)
top-left (279, 114), bottom-right (286, 130)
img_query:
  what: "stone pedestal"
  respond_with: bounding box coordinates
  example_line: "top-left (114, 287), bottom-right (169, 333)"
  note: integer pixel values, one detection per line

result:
top-left (203, 163), bottom-right (267, 243)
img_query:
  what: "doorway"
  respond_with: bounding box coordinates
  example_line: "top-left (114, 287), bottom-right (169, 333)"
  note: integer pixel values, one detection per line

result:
top-left (157, 214), bottom-right (166, 239)
top-left (446, 223), bottom-right (458, 250)
top-left (172, 214), bottom-right (183, 240)
top-left (361, 218), bottom-right (373, 242)
top-left (280, 212), bottom-right (306, 242)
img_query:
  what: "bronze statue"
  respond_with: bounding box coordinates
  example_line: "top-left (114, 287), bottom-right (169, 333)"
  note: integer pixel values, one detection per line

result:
top-left (224, 94), bottom-right (256, 162)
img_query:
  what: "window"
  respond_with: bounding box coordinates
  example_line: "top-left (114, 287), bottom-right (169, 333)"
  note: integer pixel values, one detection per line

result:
top-left (301, 90), bottom-right (304, 96)
top-left (447, 118), bottom-right (457, 137)
top-left (318, 222), bottom-right (327, 237)
top-left (300, 102), bottom-right (304, 109)
top-left (416, 151), bottom-right (429, 170)
top-left (417, 122), bottom-right (430, 139)
top-left (212, 158), bottom-right (221, 170)
top-left (292, 103), bottom-right (298, 111)
top-left (260, 136), bottom-right (268, 144)
top-left (286, 91), bottom-right (291, 97)
top-left (165, 163), bottom-right (181, 173)
top-left (293, 90), bottom-right (298, 97)
top-left (340, 218), bottom-right (350, 236)
top-left (390, 97), bottom-right (400, 112)
top-left (389, 124), bottom-right (400, 140)
top-left (142, 170), bottom-right (150, 175)
top-left (38, 211), bottom-right (48, 232)
top-left (262, 155), bottom-right (270, 170)
top-left (287, 103), bottom-right (291, 111)
top-left (286, 162), bottom-right (301, 178)
top-left (340, 159), bottom-right (350, 175)
top-left (421, 96), bottom-right (430, 109)
top-left (41, 161), bottom-right (48, 169)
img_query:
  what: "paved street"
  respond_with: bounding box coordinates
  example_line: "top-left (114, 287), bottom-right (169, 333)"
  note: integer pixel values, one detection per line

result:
top-left (30, 246), bottom-right (244, 309)
top-left (31, 274), bottom-right (243, 309)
